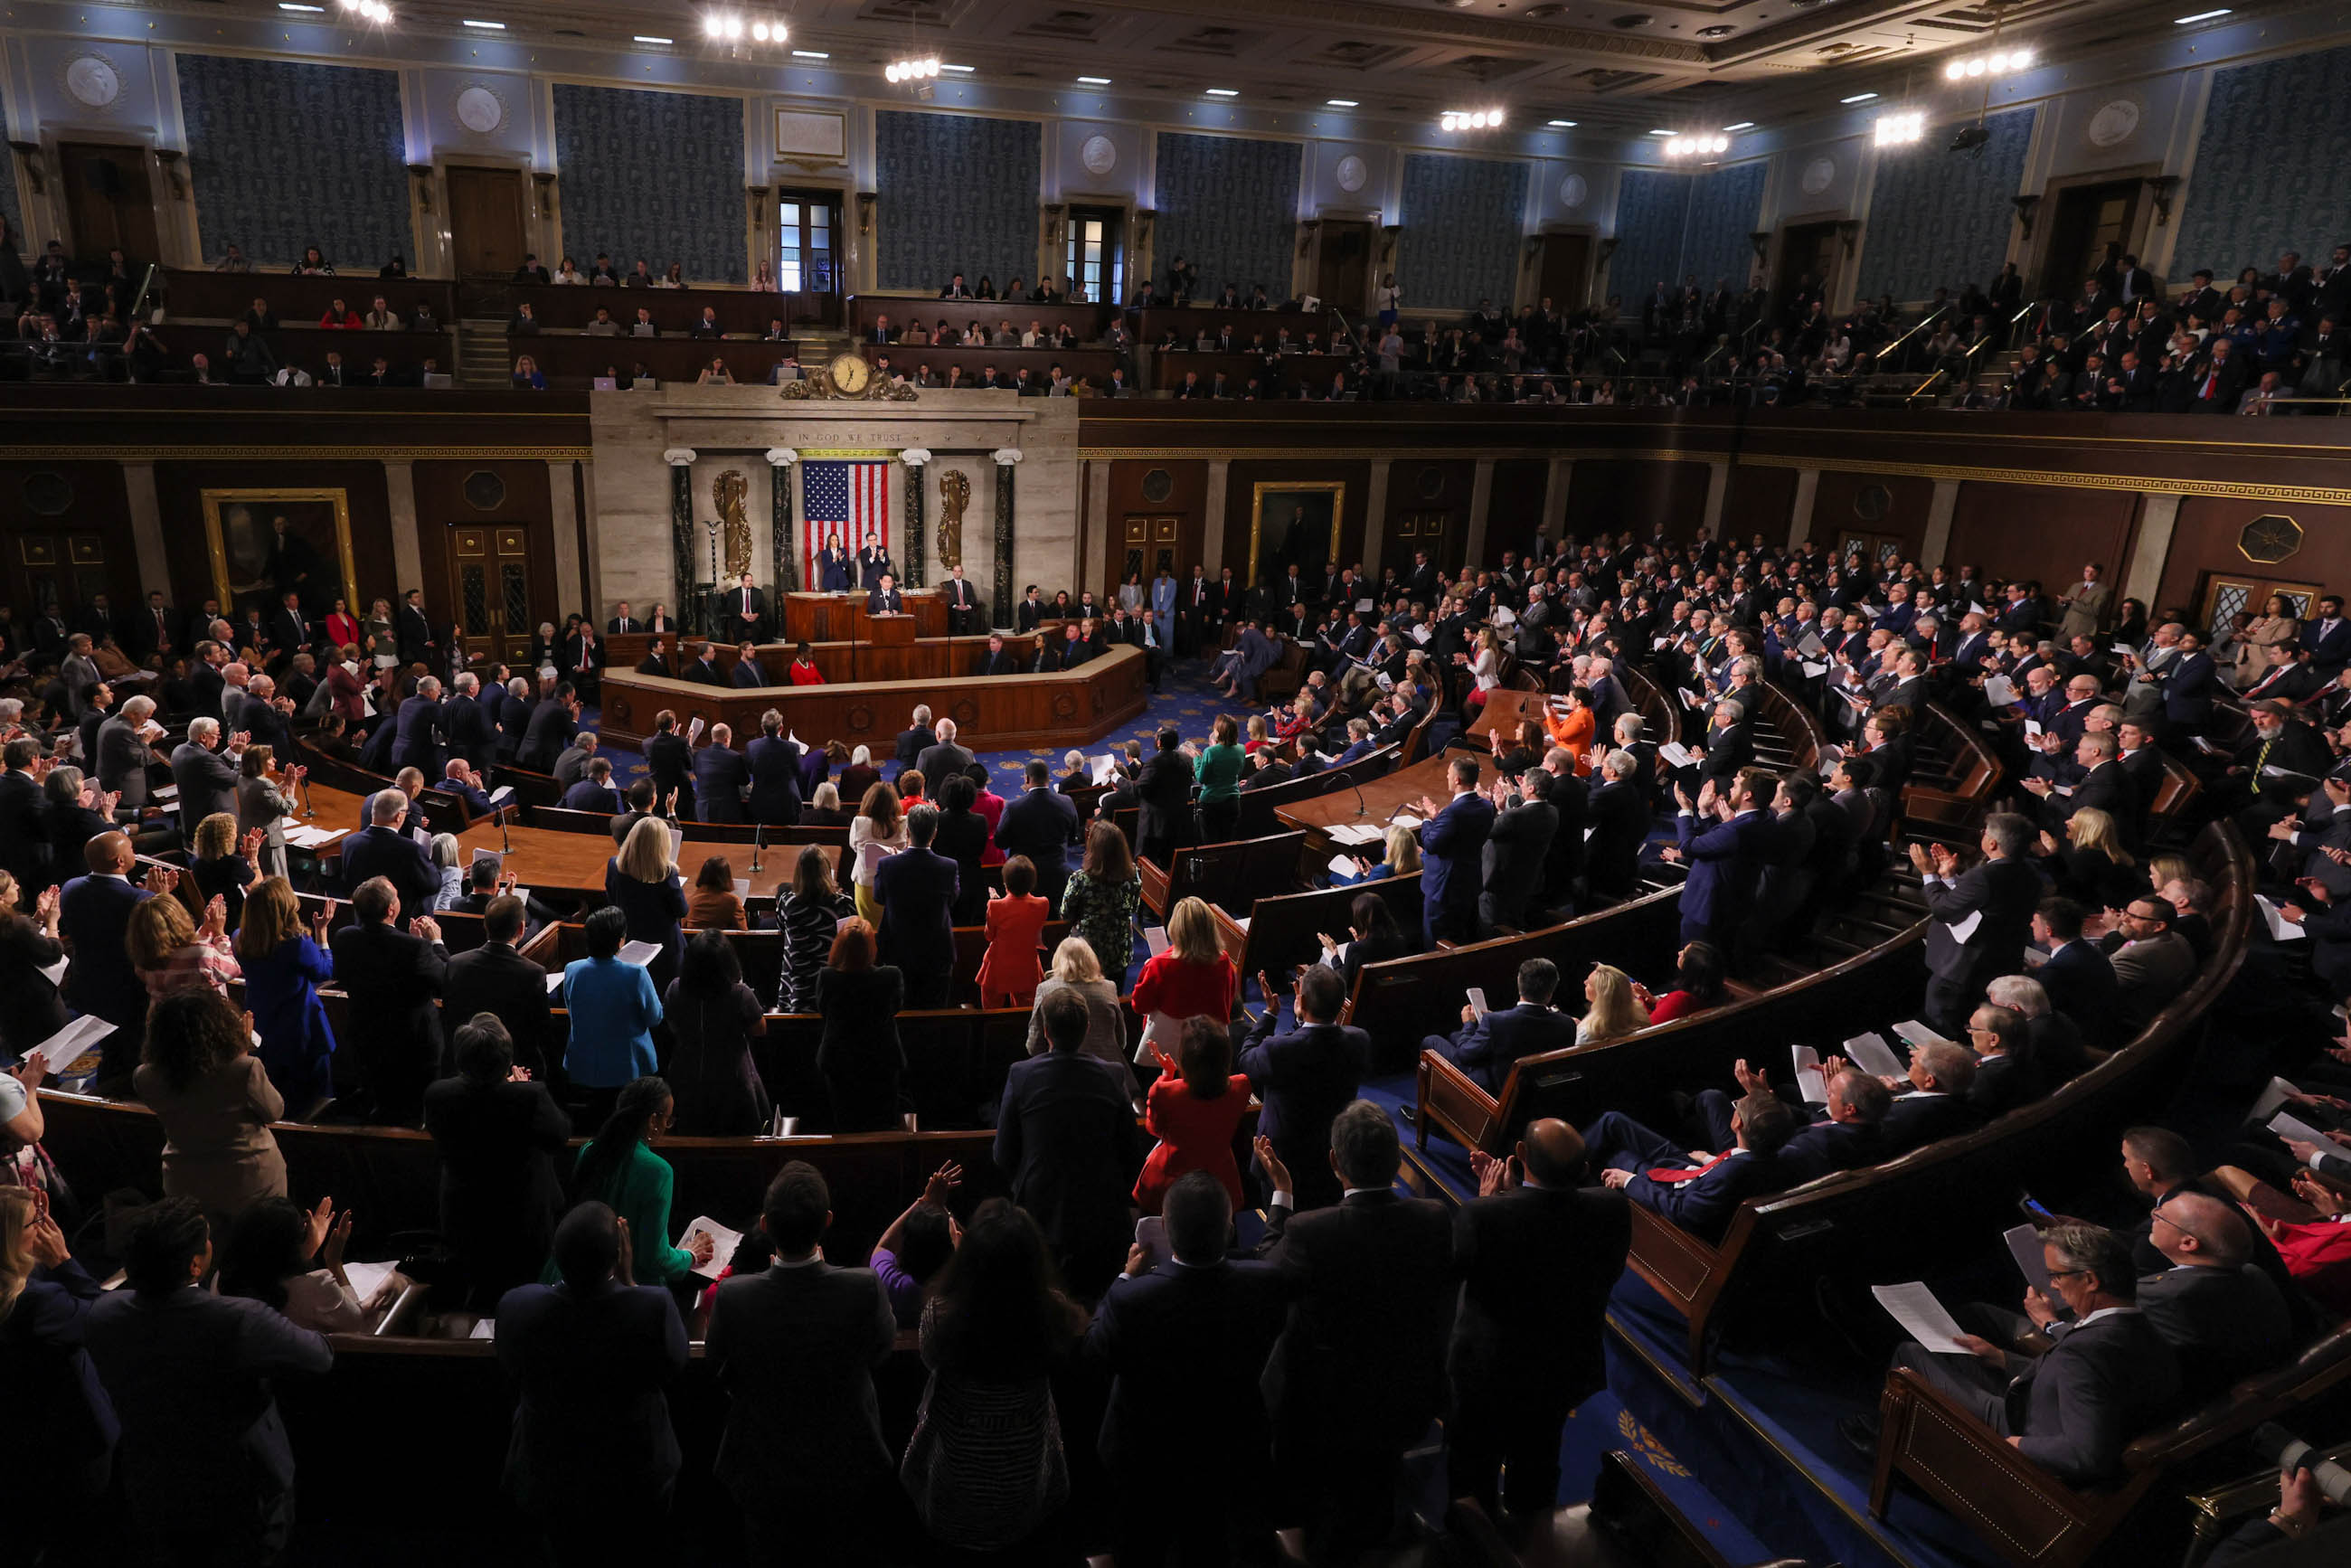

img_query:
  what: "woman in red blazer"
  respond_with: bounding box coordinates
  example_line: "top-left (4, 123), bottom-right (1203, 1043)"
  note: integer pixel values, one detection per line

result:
top-left (1134, 1015), bottom-right (1252, 1214)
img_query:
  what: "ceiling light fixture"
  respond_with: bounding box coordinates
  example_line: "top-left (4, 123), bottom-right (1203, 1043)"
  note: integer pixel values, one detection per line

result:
top-left (1440, 107), bottom-right (1506, 131)
top-left (634, 33), bottom-right (673, 43)
top-left (1723, 120), bottom-right (1756, 131)
top-left (1874, 110), bottom-right (1925, 147)
top-left (1204, 87), bottom-right (1240, 97)
top-left (2173, 8), bottom-right (2232, 21)
top-left (461, 16), bottom-right (504, 27)
top-left (1944, 45), bottom-right (2031, 80)
top-left (281, 3), bottom-right (326, 11)
top-left (1663, 132), bottom-right (1732, 158)
top-left (1077, 75), bottom-right (1111, 85)
top-left (1840, 91), bottom-right (1877, 104)
top-left (886, 56), bottom-right (940, 83)
top-left (1327, 99), bottom-right (1359, 108)
top-left (1547, 119), bottom-right (1576, 128)
top-left (790, 48), bottom-right (826, 58)
top-left (1648, 128), bottom-right (1676, 137)
top-left (939, 62), bottom-right (974, 72)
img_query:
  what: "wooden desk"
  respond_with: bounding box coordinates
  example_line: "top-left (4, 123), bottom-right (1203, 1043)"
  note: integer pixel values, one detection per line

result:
top-left (1468, 689), bottom-right (1561, 744)
top-left (501, 281), bottom-right (829, 335)
top-left (1274, 752), bottom-right (1459, 847)
top-left (599, 644), bottom-right (1149, 754)
top-left (610, 628), bottom-right (1070, 685)
top-left (783, 590), bottom-right (948, 643)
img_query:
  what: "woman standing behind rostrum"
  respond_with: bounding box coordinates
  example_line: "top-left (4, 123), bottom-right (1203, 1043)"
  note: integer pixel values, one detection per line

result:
top-left (816, 918), bottom-right (907, 1132)
top-left (663, 930), bottom-right (770, 1136)
top-left (236, 880), bottom-right (338, 1118)
top-left (901, 1201), bottom-right (1089, 1555)
top-left (553, 1076), bottom-right (713, 1289)
top-left (134, 987), bottom-right (287, 1223)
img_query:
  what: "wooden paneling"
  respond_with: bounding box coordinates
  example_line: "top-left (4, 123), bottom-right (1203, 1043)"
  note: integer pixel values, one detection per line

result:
top-left (855, 344), bottom-right (1122, 388)
top-left (2157, 495), bottom-right (2351, 622)
top-left (411, 459), bottom-right (561, 651)
top-left (851, 295), bottom-right (1111, 342)
top-left (153, 460), bottom-right (397, 624)
top-left (0, 461), bottom-right (138, 619)
top-left (1811, 468), bottom-right (1934, 562)
top-left (160, 270), bottom-right (460, 326)
top-left (510, 282), bottom-right (829, 335)
top-left (1130, 306), bottom-right (1330, 345)
top-left (1942, 481), bottom-right (2137, 594)
top-left (1151, 352), bottom-right (1350, 398)
top-left (521, 335), bottom-right (805, 391)
top-left (58, 142), bottom-right (159, 267)
top-left (1383, 458), bottom-right (1476, 578)
top-left (1563, 459), bottom-right (1712, 538)
top-left (1105, 458), bottom-right (1207, 600)
top-left (445, 166), bottom-right (529, 279)
top-left (1486, 458), bottom-right (1551, 562)
top-left (1722, 463), bottom-right (1798, 547)
top-left (1221, 458), bottom-right (1374, 601)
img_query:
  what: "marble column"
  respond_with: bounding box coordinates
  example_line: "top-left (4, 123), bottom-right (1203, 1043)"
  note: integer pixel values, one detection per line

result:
top-left (1202, 459), bottom-right (1231, 575)
top-left (991, 449), bottom-right (1022, 627)
top-left (1700, 458), bottom-right (1732, 538)
top-left (767, 449), bottom-right (799, 595)
top-left (663, 448), bottom-right (699, 632)
top-left (384, 460), bottom-right (424, 598)
top-left (1462, 458), bottom-right (1496, 568)
top-left (1787, 468), bottom-right (1821, 553)
top-left (547, 460), bottom-right (582, 617)
top-left (2122, 494), bottom-right (2183, 611)
top-left (1921, 478), bottom-right (1960, 567)
top-left (901, 449), bottom-right (931, 588)
top-left (1361, 458), bottom-right (1392, 581)
top-left (122, 461), bottom-right (168, 597)
top-left (1541, 456), bottom-right (1572, 548)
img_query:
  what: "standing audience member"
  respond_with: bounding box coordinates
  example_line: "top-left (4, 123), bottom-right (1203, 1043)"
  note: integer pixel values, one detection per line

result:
top-left (329, 874), bottom-right (448, 1125)
top-left (0, 871), bottom-right (69, 1063)
top-left (977, 855), bottom-right (1051, 1008)
top-left (236, 879), bottom-right (338, 1116)
top-left (559, 906), bottom-right (666, 1127)
top-left (1025, 934), bottom-right (1129, 1067)
top-left (849, 782), bottom-right (910, 929)
top-left (555, 1077), bottom-right (714, 1290)
top-left (217, 1195), bottom-right (371, 1335)
top-left (775, 844), bottom-right (853, 1012)
top-left (606, 816), bottom-right (689, 987)
top-left (816, 918), bottom-right (907, 1132)
top-left (663, 930), bottom-right (770, 1136)
top-left (1240, 963), bottom-right (1371, 1210)
top-left (875, 803), bottom-right (960, 1007)
top-left (441, 893), bottom-right (555, 1078)
top-left (1134, 1015), bottom-right (1254, 1214)
top-left (1061, 819), bottom-right (1143, 988)
top-left (995, 987), bottom-right (1148, 1295)
top-left (422, 1013), bottom-right (571, 1311)
top-left (133, 987), bottom-right (288, 1226)
top-left (0, 1185), bottom-right (118, 1535)
top-left (1128, 894), bottom-right (1241, 1059)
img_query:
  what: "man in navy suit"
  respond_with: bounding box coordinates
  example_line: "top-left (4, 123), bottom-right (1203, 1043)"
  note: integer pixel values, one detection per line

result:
top-left (1861, 1039), bottom-right (1987, 1153)
top-left (2034, 897), bottom-right (2123, 1046)
top-left (2302, 595), bottom-right (2351, 678)
top-left (439, 758), bottom-right (497, 817)
top-left (995, 761), bottom-right (1081, 908)
top-left (59, 831), bottom-right (157, 1041)
top-left (519, 685), bottom-right (581, 776)
top-left (689, 723), bottom-right (751, 824)
top-left (392, 675), bottom-right (445, 777)
top-left (560, 758), bottom-right (624, 815)
top-left (865, 573), bottom-right (904, 615)
top-left (1910, 813), bottom-right (2044, 1035)
top-left (339, 789), bottom-right (441, 913)
top-left (1424, 957), bottom-right (1577, 1093)
top-left (994, 988), bottom-right (1147, 1295)
top-left (1585, 1091), bottom-right (1795, 1240)
top-left (729, 643), bottom-right (770, 688)
top-left (744, 716), bottom-right (803, 825)
top-left (442, 673), bottom-right (496, 770)
top-left (977, 633), bottom-right (1021, 676)
top-left (1664, 767), bottom-right (1776, 948)
top-left (1085, 1169), bottom-right (1293, 1565)
top-left (1414, 754), bottom-right (1497, 945)
top-left (2148, 628), bottom-right (2217, 738)
top-left (1239, 964), bottom-right (1371, 1211)
top-left (939, 563), bottom-right (983, 636)
top-left (873, 804), bottom-right (959, 1006)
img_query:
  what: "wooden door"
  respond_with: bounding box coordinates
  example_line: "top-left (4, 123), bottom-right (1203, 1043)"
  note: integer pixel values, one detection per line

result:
top-left (446, 166), bottom-right (528, 279)
top-left (2198, 575), bottom-right (2323, 639)
top-left (57, 142), bottom-right (160, 268)
top-left (1387, 511), bottom-right (1461, 578)
top-left (1316, 220), bottom-right (1374, 313)
top-left (2042, 181), bottom-right (2139, 298)
top-left (1775, 222), bottom-right (1839, 318)
top-left (8, 531), bottom-right (113, 621)
top-left (448, 524), bottom-right (539, 664)
top-left (1538, 233), bottom-right (1590, 311)
top-left (1109, 515), bottom-right (1185, 604)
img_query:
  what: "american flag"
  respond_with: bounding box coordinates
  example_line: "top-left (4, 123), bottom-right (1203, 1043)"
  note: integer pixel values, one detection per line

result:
top-left (803, 460), bottom-right (890, 583)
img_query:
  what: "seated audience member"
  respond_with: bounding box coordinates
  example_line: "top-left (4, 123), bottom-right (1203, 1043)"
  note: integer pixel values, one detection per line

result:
top-left (554, 1076), bottom-right (714, 1290)
top-left (976, 855), bottom-right (1051, 1008)
top-left (1260, 1100), bottom-right (1456, 1563)
top-left (2034, 896), bottom-right (2124, 1048)
top-left (1424, 956), bottom-right (1577, 1093)
top-left (1317, 890), bottom-right (1415, 996)
top-left (1577, 961), bottom-right (1651, 1043)
top-left (994, 987), bottom-right (1147, 1294)
top-left (1241, 963), bottom-right (1372, 1210)
top-left (1965, 1002), bottom-right (2045, 1117)
top-left (1877, 1223), bottom-right (2183, 1489)
top-left (84, 1198), bottom-right (334, 1564)
top-left (705, 1162), bottom-right (900, 1558)
top-left (217, 1195), bottom-right (372, 1334)
top-left (2207, 1159), bottom-right (2351, 1317)
top-left (662, 930), bottom-right (770, 1137)
top-left (685, 854), bottom-right (748, 930)
top-left (1584, 1091), bottom-right (1796, 1239)
top-left (2106, 894), bottom-right (2197, 1033)
top-left (1644, 940), bottom-right (1729, 1023)
top-left (441, 893), bottom-right (553, 1074)
top-left (133, 986), bottom-right (288, 1224)
top-left (1448, 1119), bottom-right (1630, 1521)
top-left (869, 1162), bottom-right (964, 1328)
top-left (0, 1185), bottom-right (116, 1532)
top-left (422, 1012), bottom-right (571, 1310)
top-left (497, 1202), bottom-right (691, 1559)
top-left (561, 757), bottom-right (624, 814)
top-left (559, 906), bottom-right (666, 1125)
top-left (816, 917), bottom-right (907, 1132)
top-left (1333, 821), bottom-right (1421, 885)
top-left (1134, 1014), bottom-right (1254, 1214)
top-left (1085, 1167), bottom-right (1293, 1567)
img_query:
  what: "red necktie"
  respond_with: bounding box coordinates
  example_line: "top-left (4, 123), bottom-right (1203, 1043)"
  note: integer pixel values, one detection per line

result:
top-left (1647, 1153), bottom-right (1732, 1184)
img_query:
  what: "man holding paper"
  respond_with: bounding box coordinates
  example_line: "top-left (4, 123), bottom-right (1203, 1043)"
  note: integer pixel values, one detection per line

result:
top-left (1909, 813), bottom-right (2043, 1037)
top-left (1423, 958), bottom-right (1576, 1093)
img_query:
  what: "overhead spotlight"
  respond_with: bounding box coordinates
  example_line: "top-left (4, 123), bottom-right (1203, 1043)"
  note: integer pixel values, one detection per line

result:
top-left (1950, 123), bottom-right (1991, 156)
top-left (1204, 87), bottom-right (1240, 98)
top-left (1662, 132), bottom-right (1731, 158)
top-left (1723, 120), bottom-right (1756, 131)
top-left (1874, 110), bottom-right (1924, 147)
top-left (1441, 106), bottom-right (1506, 132)
top-left (1840, 90), bottom-right (1878, 103)
top-left (887, 55), bottom-right (940, 83)
top-left (1946, 46), bottom-right (2032, 82)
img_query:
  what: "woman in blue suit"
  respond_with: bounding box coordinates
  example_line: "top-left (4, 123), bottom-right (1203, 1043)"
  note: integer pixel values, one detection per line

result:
top-left (817, 532), bottom-right (854, 592)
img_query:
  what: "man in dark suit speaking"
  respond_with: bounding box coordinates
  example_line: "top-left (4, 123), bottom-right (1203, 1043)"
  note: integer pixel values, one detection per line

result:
top-left (866, 572), bottom-right (904, 615)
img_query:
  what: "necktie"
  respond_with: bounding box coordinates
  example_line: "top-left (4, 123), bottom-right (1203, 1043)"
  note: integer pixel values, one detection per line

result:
top-left (1647, 1152), bottom-right (1733, 1184)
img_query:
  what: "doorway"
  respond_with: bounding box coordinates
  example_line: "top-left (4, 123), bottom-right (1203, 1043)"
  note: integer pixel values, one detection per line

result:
top-left (1536, 232), bottom-right (1591, 312)
top-left (2041, 180), bottom-right (2139, 298)
top-left (1775, 222), bottom-right (1840, 322)
top-left (1065, 205), bottom-right (1125, 305)
top-left (777, 190), bottom-right (843, 296)
top-left (1109, 515), bottom-right (1185, 605)
top-left (445, 166), bottom-right (528, 279)
top-left (448, 524), bottom-right (541, 665)
top-left (2197, 574), bottom-right (2323, 640)
top-left (56, 143), bottom-right (160, 269)
top-left (1316, 220), bottom-right (1374, 313)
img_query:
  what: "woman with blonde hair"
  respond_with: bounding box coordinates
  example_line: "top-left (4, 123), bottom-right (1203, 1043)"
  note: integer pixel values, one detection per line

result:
top-left (849, 779), bottom-right (910, 928)
top-left (1023, 935), bottom-right (1126, 1067)
top-left (605, 813), bottom-right (688, 985)
top-left (127, 892), bottom-right (241, 999)
top-left (1576, 963), bottom-right (1650, 1044)
top-left (1335, 822), bottom-right (1421, 886)
top-left (190, 813), bottom-right (264, 933)
top-left (237, 879), bottom-right (337, 1114)
top-left (1128, 895), bottom-right (1239, 1062)
top-left (2044, 807), bottom-right (2141, 910)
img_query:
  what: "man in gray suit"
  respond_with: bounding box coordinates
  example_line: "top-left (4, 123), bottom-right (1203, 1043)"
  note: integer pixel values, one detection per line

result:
top-left (2104, 895), bottom-right (2197, 1033)
top-left (97, 694), bottom-right (166, 810)
top-left (912, 716), bottom-right (976, 786)
top-left (704, 1162), bottom-right (898, 1555)
top-left (169, 717), bottom-right (244, 838)
top-left (59, 633), bottom-right (102, 719)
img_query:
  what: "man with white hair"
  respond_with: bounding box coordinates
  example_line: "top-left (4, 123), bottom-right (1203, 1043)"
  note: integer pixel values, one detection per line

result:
top-left (917, 718), bottom-right (975, 785)
top-left (219, 660), bottom-right (254, 733)
top-left (340, 787), bottom-right (440, 912)
top-left (552, 729), bottom-right (600, 789)
top-left (241, 673), bottom-right (297, 760)
top-left (444, 670), bottom-right (496, 770)
top-left (394, 674), bottom-right (445, 775)
top-left (97, 694), bottom-right (168, 811)
top-left (497, 675), bottom-right (534, 763)
top-left (170, 716), bottom-right (244, 836)
top-left (1983, 973), bottom-right (2095, 1087)
top-left (442, 757), bottom-right (496, 817)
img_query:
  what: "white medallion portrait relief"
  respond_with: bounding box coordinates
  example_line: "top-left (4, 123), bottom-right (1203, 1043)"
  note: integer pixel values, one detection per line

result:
top-left (1080, 135), bottom-right (1118, 175)
top-left (455, 84), bottom-right (507, 137)
top-left (2086, 99), bottom-right (2141, 149)
top-left (1800, 156), bottom-right (1836, 197)
top-left (1558, 173), bottom-right (1588, 210)
top-left (1336, 154), bottom-right (1369, 194)
top-left (61, 54), bottom-right (123, 111)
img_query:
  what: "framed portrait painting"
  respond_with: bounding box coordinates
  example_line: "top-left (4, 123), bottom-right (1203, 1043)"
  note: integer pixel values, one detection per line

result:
top-left (1248, 481), bottom-right (1344, 595)
top-left (201, 488), bottom-right (357, 621)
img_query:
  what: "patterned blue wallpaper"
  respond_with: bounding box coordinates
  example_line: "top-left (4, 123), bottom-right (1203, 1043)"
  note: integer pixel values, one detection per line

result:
top-left (1400, 153), bottom-right (1529, 311)
top-left (1684, 161), bottom-right (1766, 291)
top-left (1854, 106), bottom-right (2035, 304)
top-left (553, 85), bottom-right (746, 283)
top-left (2175, 43), bottom-right (2351, 283)
top-left (1154, 132), bottom-right (1302, 300)
top-left (875, 111), bottom-right (1041, 293)
top-left (1608, 170), bottom-right (1692, 307)
top-left (175, 55), bottom-right (411, 269)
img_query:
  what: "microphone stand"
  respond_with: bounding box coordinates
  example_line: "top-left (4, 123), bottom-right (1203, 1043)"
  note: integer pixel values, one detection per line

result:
top-left (751, 820), bottom-right (764, 876)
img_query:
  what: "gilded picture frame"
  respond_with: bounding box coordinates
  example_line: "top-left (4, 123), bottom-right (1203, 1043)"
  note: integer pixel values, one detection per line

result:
top-left (1247, 481), bottom-right (1345, 595)
top-left (200, 487), bottom-right (359, 619)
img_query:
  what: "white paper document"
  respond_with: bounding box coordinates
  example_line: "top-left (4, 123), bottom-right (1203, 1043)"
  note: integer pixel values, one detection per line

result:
top-left (617, 940), bottom-right (662, 968)
top-left (1327, 853), bottom-right (1361, 881)
top-left (1941, 910), bottom-right (1984, 944)
top-left (2023, 721), bottom-right (2043, 739)
top-left (1389, 813), bottom-right (1421, 832)
top-left (1791, 1045), bottom-right (1828, 1105)
top-left (1843, 1032), bottom-right (1907, 1079)
top-left (343, 1260), bottom-right (400, 1309)
top-left (488, 785), bottom-right (515, 804)
top-left (1091, 754), bottom-right (1119, 785)
top-left (1800, 661), bottom-right (1829, 680)
top-left (2270, 1111), bottom-right (2337, 1148)
top-left (685, 716), bottom-right (705, 742)
top-left (25, 1015), bottom-right (114, 1076)
top-left (1355, 599), bottom-right (1374, 614)
top-left (2003, 1225), bottom-right (2054, 1297)
top-left (1871, 1281), bottom-right (1970, 1355)
top-left (545, 971), bottom-right (566, 995)
top-left (468, 1318), bottom-right (496, 1339)
top-left (1327, 823), bottom-right (1384, 846)
top-left (285, 825), bottom-right (347, 847)
top-left (2252, 1077), bottom-right (2300, 1122)
top-left (1657, 742), bottom-right (1695, 770)
top-left (38, 955), bottom-right (69, 987)
top-left (682, 1215), bottom-right (742, 1281)
top-left (1143, 926), bottom-right (1170, 957)
top-left (1466, 987), bottom-right (1489, 1019)
top-left (2256, 896), bottom-right (2308, 943)
top-left (1893, 1020), bottom-right (1955, 1051)
top-left (1984, 675), bottom-right (2017, 707)
top-left (666, 823), bottom-right (686, 864)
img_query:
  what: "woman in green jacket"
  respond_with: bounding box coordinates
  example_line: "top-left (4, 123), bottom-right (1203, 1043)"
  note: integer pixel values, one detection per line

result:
top-left (1194, 713), bottom-right (1245, 843)
top-left (549, 1076), bottom-right (713, 1289)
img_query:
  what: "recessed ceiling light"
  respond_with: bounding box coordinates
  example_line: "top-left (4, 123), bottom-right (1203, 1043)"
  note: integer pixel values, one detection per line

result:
top-left (1327, 98), bottom-right (1359, 107)
top-left (2173, 7), bottom-right (2231, 20)
top-left (634, 33), bottom-right (672, 43)
top-left (790, 48), bottom-right (826, 57)
top-left (461, 16), bottom-right (504, 27)
top-left (1839, 91), bottom-right (1877, 103)
top-left (940, 62), bottom-right (974, 72)
top-left (1723, 120), bottom-right (1755, 130)
top-left (279, 3), bottom-right (326, 11)
top-left (1547, 118), bottom-right (1576, 127)
top-left (1205, 87), bottom-right (1240, 97)
top-left (1648, 128), bottom-right (1676, 136)
top-left (1077, 75), bottom-right (1111, 84)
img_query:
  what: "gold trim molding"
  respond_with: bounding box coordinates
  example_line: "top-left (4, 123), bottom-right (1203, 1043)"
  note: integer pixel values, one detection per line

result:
top-left (0, 446), bottom-right (595, 461)
top-left (1735, 451), bottom-right (2351, 508)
